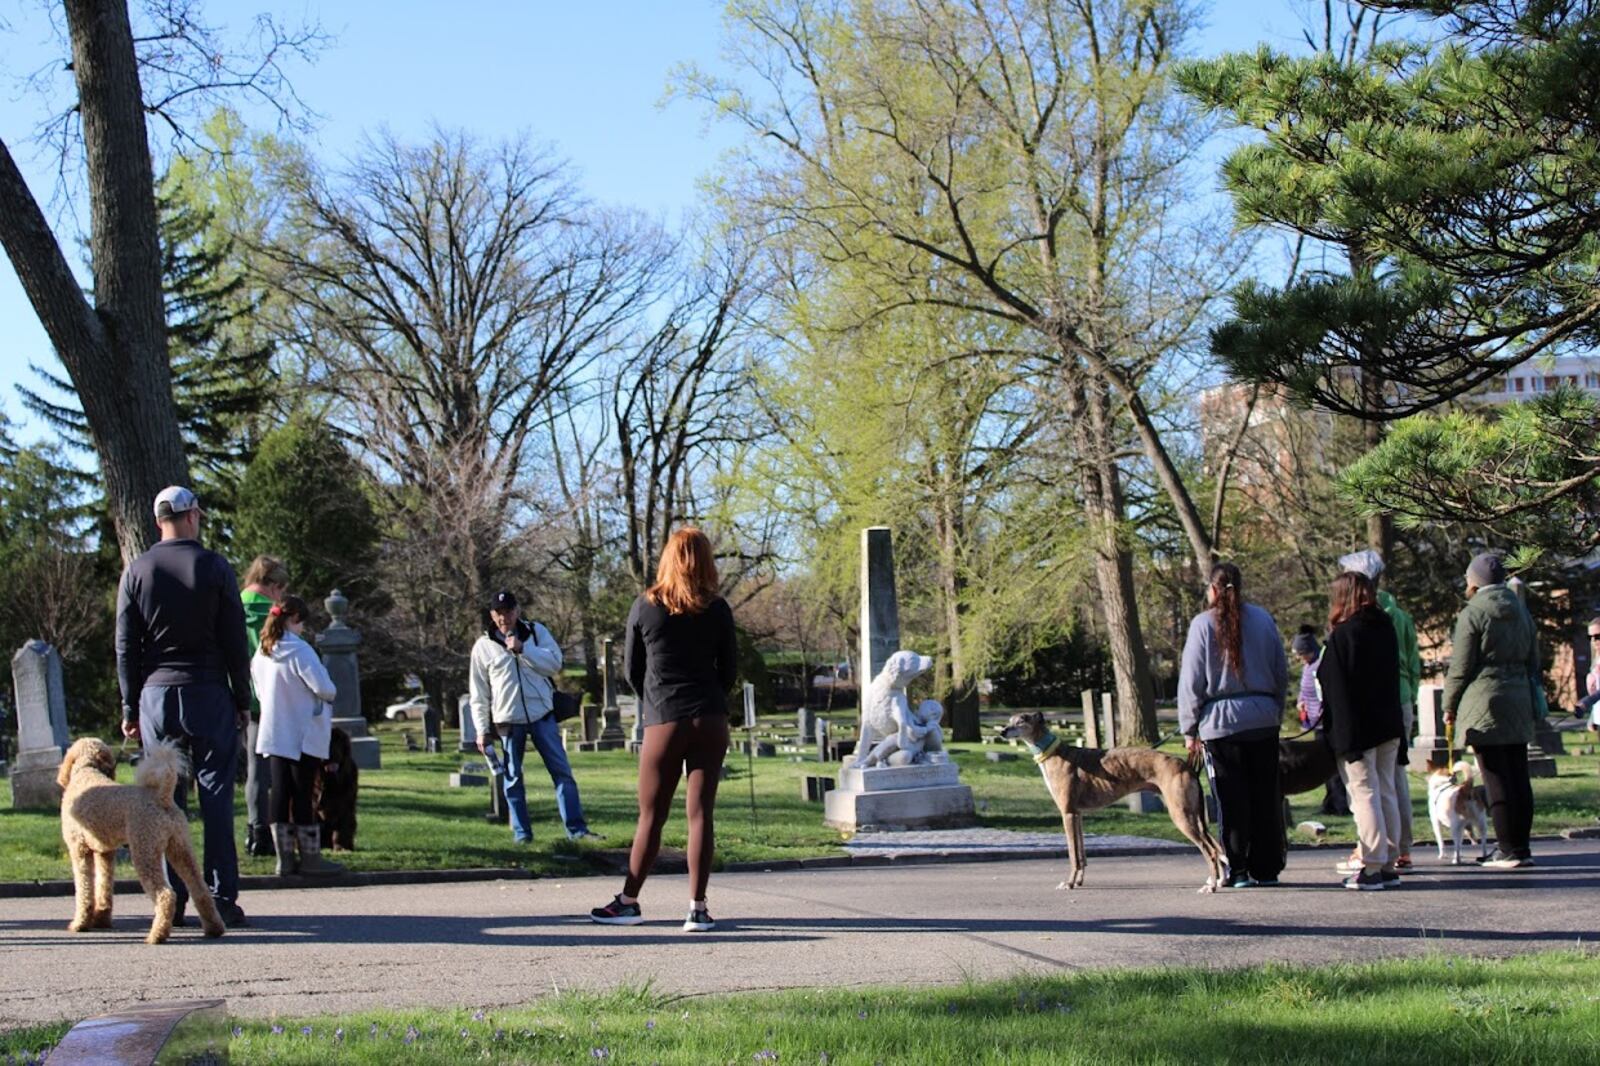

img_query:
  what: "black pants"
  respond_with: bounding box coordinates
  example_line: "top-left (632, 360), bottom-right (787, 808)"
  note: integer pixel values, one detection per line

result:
top-left (1207, 735), bottom-right (1283, 881)
top-left (1474, 743), bottom-right (1534, 858)
top-left (268, 753), bottom-right (320, 825)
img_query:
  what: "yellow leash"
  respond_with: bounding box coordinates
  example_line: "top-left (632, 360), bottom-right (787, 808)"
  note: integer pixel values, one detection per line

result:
top-left (1445, 719), bottom-right (1455, 770)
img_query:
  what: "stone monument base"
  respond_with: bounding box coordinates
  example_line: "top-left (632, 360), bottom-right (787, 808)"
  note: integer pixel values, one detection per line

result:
top-left (331, 717), bottom-right (382, 770)
top-left (9, 747), bottom-right (64, 808)
top-left (578, 739), bottom-right (627, 752)
top-left (1528, 752), bottom-right (1558, 778)
top-left (823, 763), bottom-right (976, 831)
top-left (1408, 742), bottom-right (1451, 774)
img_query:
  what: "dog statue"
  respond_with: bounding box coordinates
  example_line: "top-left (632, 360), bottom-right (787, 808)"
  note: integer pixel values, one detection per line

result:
top-left (315, 727), bottom-right (359, 851)
top-left (852, 651), bottom-right (947, 768)
top-left (998, 712), bottom-right (1225, 893)
top-left (1426, 758), bottom-right (1490, 864)
top-left (57, 738), bottom-right (225, 944)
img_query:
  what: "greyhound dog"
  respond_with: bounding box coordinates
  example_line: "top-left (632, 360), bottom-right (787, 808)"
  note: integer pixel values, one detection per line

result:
top-left (998, 711), bottom-right (1225, 893)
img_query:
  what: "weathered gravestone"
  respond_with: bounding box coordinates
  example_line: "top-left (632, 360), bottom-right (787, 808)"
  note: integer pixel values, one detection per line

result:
top-left (824, 528), bottom-right (976, 831)
top-left (10, 640), bottom-right (70, 808)
top-left (458, 693), bottom-right (478, 753)
top-left (581, 639), bottom-right (628, 752)
top-left (316, 589), bottom-right (381, 770)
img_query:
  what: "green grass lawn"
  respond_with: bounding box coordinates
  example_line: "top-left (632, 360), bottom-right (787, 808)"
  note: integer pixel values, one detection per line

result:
top-left (2, 719), bottom-right (1596, 883)
top-left (5, 951), bottom-right (1598, 1063)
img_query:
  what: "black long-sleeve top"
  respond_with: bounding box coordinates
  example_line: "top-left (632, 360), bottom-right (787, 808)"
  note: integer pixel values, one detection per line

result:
top-left (115, 538), bottom-right (251, 721)
top-left (623, 593), bottom-right (738, 725)
top-left (1316, 604), bottom-right (1405, 760)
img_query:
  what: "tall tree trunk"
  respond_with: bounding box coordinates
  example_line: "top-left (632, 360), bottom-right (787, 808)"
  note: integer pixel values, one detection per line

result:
top-left (0, 1), bottom-right (189, 565)
top-left (1070, 376), bottom-right (1159, 745)
top-left (1363, 415), bottom-right (1393, 558)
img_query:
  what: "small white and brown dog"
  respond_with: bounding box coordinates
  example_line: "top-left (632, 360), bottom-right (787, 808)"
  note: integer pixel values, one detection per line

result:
top-left (1425, 758), bottom-right (1490, 865)
top-left (57, 738), bottom-right (225, 944)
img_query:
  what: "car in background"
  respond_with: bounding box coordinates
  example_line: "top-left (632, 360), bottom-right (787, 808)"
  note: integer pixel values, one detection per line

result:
top-left (384, 694), bottom-right (430, 721)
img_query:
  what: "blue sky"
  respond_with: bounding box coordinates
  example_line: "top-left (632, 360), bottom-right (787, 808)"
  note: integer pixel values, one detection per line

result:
top-left (0, 0), bottom-right (1313, 446)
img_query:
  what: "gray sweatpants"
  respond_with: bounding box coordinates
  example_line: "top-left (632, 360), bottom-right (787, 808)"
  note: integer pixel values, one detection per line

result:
top-left (244, 718), bottom-right (270, 829)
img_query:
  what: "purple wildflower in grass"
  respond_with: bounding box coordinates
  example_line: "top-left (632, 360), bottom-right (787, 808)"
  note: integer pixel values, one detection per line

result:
top-left (753, 1051), bottom-right (779, 1062)
top-left (857, 1011), bottom-right (868, 1020)
top-left (270, 1025), bottom-right (284, 1036)
top-left (300, 1026), bottom-right (313, 1037)
top-left (231, 1026), bottom-right (243, 1038)
top-left (472, 1010), bottom-right (486, 1022)
top-left (494, 1030), bottom-right (506, 1042)
top-left (646, 1019), bottom-right (656, 1031)
top-left (591, 1048), bottom-right (611, 1060)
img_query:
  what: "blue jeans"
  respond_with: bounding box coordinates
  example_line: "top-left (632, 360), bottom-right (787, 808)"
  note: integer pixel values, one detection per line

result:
top-left (500, 715), bottom-right (588, 841)
top-left (139, 683), bottom-right (240, 907)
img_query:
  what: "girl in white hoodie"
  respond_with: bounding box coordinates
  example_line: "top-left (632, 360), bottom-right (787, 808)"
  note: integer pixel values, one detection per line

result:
top-left (252, 596), bottom-right (343, 877)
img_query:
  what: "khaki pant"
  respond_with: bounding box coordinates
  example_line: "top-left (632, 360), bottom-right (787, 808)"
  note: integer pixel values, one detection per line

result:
top-left (1339, 738), bottom-right (1402, 873)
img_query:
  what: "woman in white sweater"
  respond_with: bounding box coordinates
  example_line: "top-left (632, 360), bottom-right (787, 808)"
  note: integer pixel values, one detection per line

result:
top-left (252, 596), bottom-right (343, 877)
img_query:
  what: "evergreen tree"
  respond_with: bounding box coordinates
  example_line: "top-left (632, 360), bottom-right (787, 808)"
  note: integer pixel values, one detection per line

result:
top-left (233, 414), bottom-right (380, 604)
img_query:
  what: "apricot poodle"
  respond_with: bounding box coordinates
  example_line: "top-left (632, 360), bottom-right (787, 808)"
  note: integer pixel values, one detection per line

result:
top-left (57, 738), bottom-right (224, 944)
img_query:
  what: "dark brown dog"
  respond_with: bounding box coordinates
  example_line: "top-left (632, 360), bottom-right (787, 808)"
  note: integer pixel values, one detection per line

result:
top-left (315, 727), bottom-right (359, 851)
top-left (1279, 737), bottom-right (1336, 798)
top-left (998, 712), bottom-right (1225, 892)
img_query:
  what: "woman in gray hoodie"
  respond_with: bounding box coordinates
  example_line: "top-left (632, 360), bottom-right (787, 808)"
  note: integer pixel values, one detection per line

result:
top-left (1178, 562), bottom-right (1289, 887)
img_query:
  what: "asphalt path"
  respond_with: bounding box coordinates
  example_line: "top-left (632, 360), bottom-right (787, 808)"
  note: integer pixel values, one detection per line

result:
top-left (3, 840), bottom-right (1597, 1026)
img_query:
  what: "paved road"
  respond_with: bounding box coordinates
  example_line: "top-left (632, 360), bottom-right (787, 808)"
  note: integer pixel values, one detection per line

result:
top-left (3, 841), bottom-right (1597, 1026)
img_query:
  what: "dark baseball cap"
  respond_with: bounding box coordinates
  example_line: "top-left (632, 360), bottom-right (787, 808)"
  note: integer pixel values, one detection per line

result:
top-left (490, 590), bottom-right (518, 611)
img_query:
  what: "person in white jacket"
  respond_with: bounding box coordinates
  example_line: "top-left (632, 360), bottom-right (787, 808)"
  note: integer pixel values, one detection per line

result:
top-left (252, 596), bottom-right (344, 877)
top-left (470, 589), bottom-right (598, 843)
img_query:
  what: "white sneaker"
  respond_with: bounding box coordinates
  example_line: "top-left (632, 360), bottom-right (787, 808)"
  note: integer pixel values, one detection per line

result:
top-left (683, 906), bottom-right (715, 932)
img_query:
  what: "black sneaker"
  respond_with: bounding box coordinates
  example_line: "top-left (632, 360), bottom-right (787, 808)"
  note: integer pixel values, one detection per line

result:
top-left (1343, 869), bottom-right (1385, 891)
top-left (683, 906), bottom-right (715, 932)
top-left (590, 895), bottom-right (643, 926)
top-left (217, 900), bottom-right (249, 928)
top-left (1380, 870), bottom-right (1401, 887)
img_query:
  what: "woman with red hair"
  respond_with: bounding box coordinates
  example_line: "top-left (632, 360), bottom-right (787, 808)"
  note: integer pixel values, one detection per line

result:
top-left (591, 528), bottom-right (738, 931)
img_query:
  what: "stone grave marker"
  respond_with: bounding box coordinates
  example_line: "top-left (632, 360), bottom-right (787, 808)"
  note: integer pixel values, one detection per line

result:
top-left (1081, 690), bottom-right (1100, 748)
top-left (10, 640), bottom-right (70, 808)
top-left (317, 590), bottom-right (381, 770)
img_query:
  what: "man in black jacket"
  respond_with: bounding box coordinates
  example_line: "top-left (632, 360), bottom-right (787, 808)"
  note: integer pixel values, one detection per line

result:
top-left (117, 486), bottom-right (251, 927)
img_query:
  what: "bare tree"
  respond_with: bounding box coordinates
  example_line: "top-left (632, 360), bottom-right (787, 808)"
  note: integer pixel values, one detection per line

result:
top-left (0, 0), bottom-right (320, 562)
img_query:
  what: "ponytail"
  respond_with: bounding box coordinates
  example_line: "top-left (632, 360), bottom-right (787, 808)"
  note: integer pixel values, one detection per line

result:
top-left (258, 595), bottom-right (309, 657)
top-left (1209, 562), bottom-right (1245, 674)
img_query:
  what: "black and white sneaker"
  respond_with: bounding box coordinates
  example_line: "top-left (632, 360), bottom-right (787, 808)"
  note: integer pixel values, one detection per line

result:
top-left (590, 895), bottom-right (643, 925)
top-left (683, 906), bottom-right (715, 932)
top-left (1343, 869), bottom-right (1385, 891)
top-left (1483, 853), bottom-right (1533, 870)
top-left (1380, 870), bottom-right (1401, 888)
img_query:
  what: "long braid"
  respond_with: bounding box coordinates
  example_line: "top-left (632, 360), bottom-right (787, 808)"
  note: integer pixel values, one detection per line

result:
top-left (1210, 562), bottom-right (1245, 674)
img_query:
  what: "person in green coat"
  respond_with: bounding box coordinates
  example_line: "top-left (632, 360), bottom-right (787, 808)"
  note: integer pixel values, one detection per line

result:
top-left (240, 556), bottom-right (289, 857)
top-left (1339, 550), bottom-right (1422, 868)
top-left (1443, 552), bottom-right (1539, 870)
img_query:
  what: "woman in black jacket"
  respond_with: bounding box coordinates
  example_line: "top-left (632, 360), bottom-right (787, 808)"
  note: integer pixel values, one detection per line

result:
top-left (1317, 571), bottom-right (1406, 891)
top-left (590, 527), bottom-right (738, 932)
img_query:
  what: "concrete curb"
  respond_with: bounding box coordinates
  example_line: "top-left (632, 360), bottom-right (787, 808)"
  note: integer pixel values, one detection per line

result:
top-left (2, 832), bottom-right (1583, 898)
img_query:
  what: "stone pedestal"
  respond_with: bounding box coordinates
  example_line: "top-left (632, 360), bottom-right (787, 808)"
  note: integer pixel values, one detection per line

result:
top-left (823, 763), bottom-right (977, 831)
top-left (1408, 684), bottom-right (1452, 772)
top-left (317, 590), bottom-right (379, 770)
top-left (330, 716), bottom-right (382, 770)
top-left (1534, 716), bottom-right (1567, 755)
top-left (10, 640), bottom-right (71, 808)
top-left (798, 706), bottom-right (818, 744)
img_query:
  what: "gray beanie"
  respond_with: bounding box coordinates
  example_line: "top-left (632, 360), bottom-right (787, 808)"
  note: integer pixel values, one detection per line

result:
top-left (1290, 626), bottom-right (1320, 658)
top-left (1466, 552), bottom-right (1506, 589)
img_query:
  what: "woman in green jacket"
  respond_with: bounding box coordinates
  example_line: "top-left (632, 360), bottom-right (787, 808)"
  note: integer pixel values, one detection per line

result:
top-left (1442, 553), bottom-right (1539, 869)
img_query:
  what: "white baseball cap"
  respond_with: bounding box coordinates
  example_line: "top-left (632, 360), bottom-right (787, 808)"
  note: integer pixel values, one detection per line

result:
top-left (153, 485), bottom-right (201, 521)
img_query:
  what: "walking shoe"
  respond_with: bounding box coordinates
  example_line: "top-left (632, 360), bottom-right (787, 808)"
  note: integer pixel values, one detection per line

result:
top-left (217, 900), bottom-right (249, 928)
top-left (1343, 869), bottom-right (1385, 891)
top-left (1483, 853), bottom-right (1533, 870)
top-left (1253, 877), bottom-right (1282, 887)
top-left (590, 895), bottom-right (643, 926)
top-left (1394, 854), bottom-right (1413, 871)
top-left (683, 906), bottom-right (715, 932)
top-left (1380, 870), bottom-right (1401, 887)
top-left (1225, 876), bottom-right (1259, 889)
top-left (568, 829), bottom-right (607, 842)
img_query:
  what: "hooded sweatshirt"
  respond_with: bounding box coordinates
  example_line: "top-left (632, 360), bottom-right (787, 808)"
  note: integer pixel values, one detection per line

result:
top-left (1178, 602), bottom-right (1289, 742)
